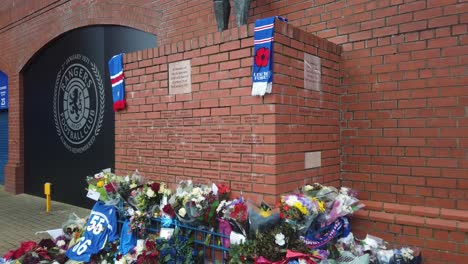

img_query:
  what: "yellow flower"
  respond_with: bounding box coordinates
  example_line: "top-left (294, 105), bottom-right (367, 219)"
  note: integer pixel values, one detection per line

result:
top-left (317, 201), bottom-right (325, 213)
top-left (259, 210), bottom-right (271, 218)
top-left (96, 180), bottom-right (104, 188)
top-left (294, 201), bottom-right (308, 215)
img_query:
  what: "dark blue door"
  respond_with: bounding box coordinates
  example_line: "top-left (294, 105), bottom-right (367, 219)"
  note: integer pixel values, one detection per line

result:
top-left (0, 71), bottom-right (7, 184)
top-left (0, 110), bottom-right (7, 184)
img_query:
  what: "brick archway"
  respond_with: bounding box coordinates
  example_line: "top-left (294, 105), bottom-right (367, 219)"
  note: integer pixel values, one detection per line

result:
top-left (4, 1), bottom-right (161, 194)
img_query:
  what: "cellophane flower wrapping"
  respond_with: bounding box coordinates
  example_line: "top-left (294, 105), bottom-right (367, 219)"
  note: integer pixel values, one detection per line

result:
top-left (61, 213), bottom-right (86, 247)
top-left (170, 180), bottom-right (213, 226)
top-left (280, 194), bottom-right (324, 235)
top-left (86, 171), bottom-right (121, 204)
top-left (225, 197), bottom-right (249, 236)
top-left (247, 201), bottom-right (280, 237)
top-left (325, 187), bottom-right (364, 225)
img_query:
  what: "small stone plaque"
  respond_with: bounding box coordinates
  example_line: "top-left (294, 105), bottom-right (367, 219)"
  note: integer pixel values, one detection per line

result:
top-left (169, 60), bottom-right (191, 94)
top-left (304, 53), bottom-right (321, 91)
top-left (305, 151), bottom-right (321, 169)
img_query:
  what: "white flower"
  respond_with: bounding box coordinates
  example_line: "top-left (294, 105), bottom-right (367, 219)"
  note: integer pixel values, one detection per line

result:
top-left (285, 196), bottom-right (299, 207)
top-left (178, 207), bottom-right (187, 217)
top-left (275, 233), bottom-right (286, 246)
top-left (304, 185), bottom-right (313, 191)
top-left (56, 240), bottom-right (66, 247)
top-left (401, 247), bottom-right (414, 260)
top-left (115, 258), bottom-right (127, 264)
top-left (124, 175), bottom-right (130, 182)
top-left (339, 187), bottom-right (350, 195)
top-left (217, 200), bottom-right (230, 213)
top-left (146, 188), bottom-right (155, 197)
top-left (298, 259), bottom-right (308, 264)
top-left (192, 187), bottom-right (202, 196)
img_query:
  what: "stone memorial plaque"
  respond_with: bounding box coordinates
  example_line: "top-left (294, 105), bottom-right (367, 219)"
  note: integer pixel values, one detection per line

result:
top-left (305, 151), bottom-right (321, 169)
top-left (169, 60), bottom-right (191, 94)
top-left (304, 53), bottom-right (321, 91)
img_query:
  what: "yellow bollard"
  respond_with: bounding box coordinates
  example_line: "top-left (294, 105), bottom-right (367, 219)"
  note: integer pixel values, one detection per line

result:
top-left (44, 182), bottom-right (51, 213)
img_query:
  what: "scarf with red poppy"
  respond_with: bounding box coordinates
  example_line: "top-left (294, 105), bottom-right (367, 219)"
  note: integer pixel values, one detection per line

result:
top-left (252, 16), bottom-right (287, 96)
top-left (108, 53), bottom-right (126, 111)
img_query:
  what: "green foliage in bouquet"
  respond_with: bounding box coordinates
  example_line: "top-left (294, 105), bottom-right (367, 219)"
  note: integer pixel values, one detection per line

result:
top-left (229, 223), bottom-right (313, 263)
top-left (88, 241), bottom-right (120, 264)
top-left (155, 228), bottom-right (199, 264)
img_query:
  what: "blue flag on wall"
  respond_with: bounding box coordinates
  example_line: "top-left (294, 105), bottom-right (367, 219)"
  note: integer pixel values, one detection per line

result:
top-left (0, 71), bottom-right (8, 110)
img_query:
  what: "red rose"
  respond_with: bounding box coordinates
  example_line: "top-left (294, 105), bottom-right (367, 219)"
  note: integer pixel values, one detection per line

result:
top-left (150, 182), bottom-right (160, 192)
top-left (162, 204), bottom-right (175, 218)
top-left (255, 47), bottom-right (270, 67)
top-left (145, 240), bottom-right (156, 251)
top-left (104, 183), bottom-right (116, 193)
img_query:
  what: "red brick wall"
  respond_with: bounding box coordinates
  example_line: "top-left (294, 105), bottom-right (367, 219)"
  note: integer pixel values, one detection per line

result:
top-left (117, 21), bottom-right (342, 205)
top-left (0, 0), bottom-right (162, 193)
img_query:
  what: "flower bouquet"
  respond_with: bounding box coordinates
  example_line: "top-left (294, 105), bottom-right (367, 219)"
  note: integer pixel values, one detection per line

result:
top-left (134, 239), bottom-right (159, 264)
top-left (248, 201), bottom-right (281, 237)
top-left (171, 180), bottom-right (213, 225)
top-left (119, 171), bottom-right (148, 209)
top-left (153, 228), bottom-right (199, 264)
top-left (302, 183), bottom-right (338, 202)
top-left (132, 181), bottom-right (162, 212)
top-left (3, 239), bottom-right (70, 264)
top-left (228, 223), bottom-right (316, 263)
top-left (280, 194), bottom-right (324, 235)
top-left (86, 170), bottom-right (121, 204)
top-left (216, 183), bottom-right (231, 201)
top-left (325, 187), bottom-right (364, 225)
top-left (375, 247), bottom-right (422, 264)
top-left (226, 197), bottom-right (249, 237)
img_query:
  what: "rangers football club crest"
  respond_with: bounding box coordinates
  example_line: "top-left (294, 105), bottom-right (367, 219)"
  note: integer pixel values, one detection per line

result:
top-left (53, 54), bottom-right (105, 154)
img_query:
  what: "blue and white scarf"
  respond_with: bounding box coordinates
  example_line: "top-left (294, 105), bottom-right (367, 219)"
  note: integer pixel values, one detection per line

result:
top-left (251, 16), bottom-right (287, 96)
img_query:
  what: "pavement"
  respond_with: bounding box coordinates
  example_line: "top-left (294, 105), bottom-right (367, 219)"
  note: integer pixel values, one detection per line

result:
top-left (0, 185), bottom-right (90, 256)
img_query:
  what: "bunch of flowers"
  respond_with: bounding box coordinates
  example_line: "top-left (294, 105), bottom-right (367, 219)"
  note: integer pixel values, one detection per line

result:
top-left (118, 170), bottom-right (147, 203)
top-left (61, 213), bottom-right (86, 248)
top-left (280, 194), bottom-right (324, 234)
top-left (3, 239), bottom-right (70, 264)
top-left (134, 240), bottom-right (159, 264)
top-left (86, 170), bottom-right (120, 203)
top-left (248, 201), bottom-right (281, 236)
top-left (325, 187), bottom-right (364, 225)
top-left (171, 180), bottom-right (213, 223)
top-left (229, 199), bottom-right (248, 225)
top-left (154, 228), bottom-right (198, 264)
top-left (197, 191), bottom-right (220, 228)
top-left (218, 197), bottom-right (249, 238)
top-left (228, 223), bottom-right (317, 263)
top-left (133, 181), bottom-right (162, 212)
top-left (217, 183), bottom-right (230, 201)
top-left (88, 241), bottom-right (120, 264)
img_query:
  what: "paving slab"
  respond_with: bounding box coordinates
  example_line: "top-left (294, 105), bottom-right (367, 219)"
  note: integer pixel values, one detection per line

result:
top-left (0, 185), bottom-right (90, 256)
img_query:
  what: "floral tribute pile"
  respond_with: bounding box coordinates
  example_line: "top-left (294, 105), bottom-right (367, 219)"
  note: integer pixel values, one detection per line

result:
top-left (1, 171), bottom-right (422, 264)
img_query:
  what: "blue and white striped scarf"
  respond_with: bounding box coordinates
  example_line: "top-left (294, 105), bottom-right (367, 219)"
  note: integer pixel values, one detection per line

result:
top-left (251, 16), bottom-right (287, 96)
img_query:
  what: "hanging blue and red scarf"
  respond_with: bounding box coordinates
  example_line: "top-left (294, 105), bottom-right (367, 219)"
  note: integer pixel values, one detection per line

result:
top-left (251, 16), bottom-right (287, 96)
top-left (108, 53), bottom-right (126, 111)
